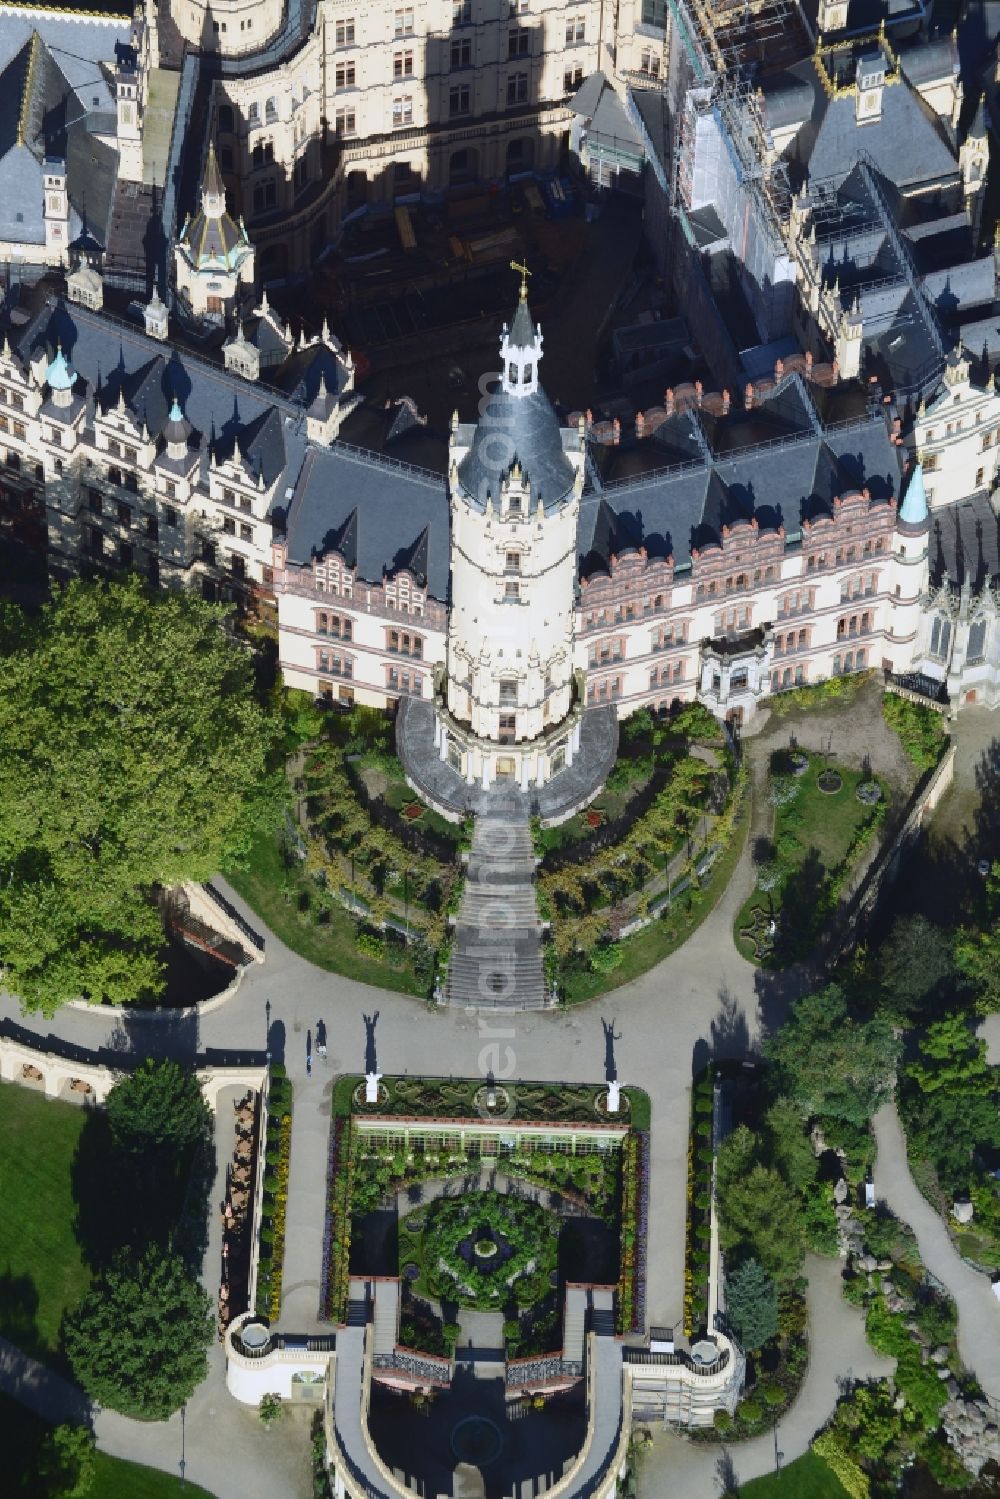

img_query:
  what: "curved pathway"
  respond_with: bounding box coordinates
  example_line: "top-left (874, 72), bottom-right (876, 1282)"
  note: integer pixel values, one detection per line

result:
top-left (873, 1101), bottom-right (1000, 1402)
top-left (0, 806), bottom-right (818, 1498)
top-left (641, 1254), bottom-right (896, 1498)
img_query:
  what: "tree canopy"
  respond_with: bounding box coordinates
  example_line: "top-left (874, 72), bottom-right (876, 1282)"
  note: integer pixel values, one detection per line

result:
top-left (37, 1425), bottom-right (95, 1499)
top-left (0, 578), bottom-right (282, 1013)
top-left (724, 1257), bottom-right (778, 1351)
top-left (716, 1125), bottom-right (805, 1283)
top-left (106, 1059), bottom-right (210, 1156)
top-left (764, 985), bottom-right (900, 1128)
top-left (899, 1016), bottom-right (1000, 1193)
top-left (64, 1247), bottom-right (212, 1419)
top-left (876, 914), bottom-right (956, 1024)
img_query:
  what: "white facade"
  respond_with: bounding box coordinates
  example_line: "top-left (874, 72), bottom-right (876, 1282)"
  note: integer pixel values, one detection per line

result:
top-left (913, 354), bottom-right (1000, 510)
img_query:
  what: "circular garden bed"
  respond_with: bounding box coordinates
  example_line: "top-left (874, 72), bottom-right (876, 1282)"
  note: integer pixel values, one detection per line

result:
top-left (400, 1191), bottom-right (558, 1310)
top-left (817, 769), bottom-right (843, 794)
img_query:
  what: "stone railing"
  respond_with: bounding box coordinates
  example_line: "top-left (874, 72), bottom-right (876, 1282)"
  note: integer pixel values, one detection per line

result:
top-left (0, 1029), bottom-right (265, 1114)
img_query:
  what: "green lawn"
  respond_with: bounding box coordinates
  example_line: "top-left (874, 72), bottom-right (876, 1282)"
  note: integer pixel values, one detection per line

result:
top-left (734, 755), bottom-right (884, 965)
top-left (561, 792), bottom-right (750, 1004)
top-left (225, 827), bottom-right (426, 996)
top-left (0, 1083), bottom-right (91, 1362)
top-left (737, 1450), bottom-right (848, 1498)
top-left (0, 1394), bottom-right (217, 1497)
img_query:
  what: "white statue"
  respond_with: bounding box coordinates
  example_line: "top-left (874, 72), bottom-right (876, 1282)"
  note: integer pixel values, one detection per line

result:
top-left (365, 1071), bottom-right (382, 1104)
top-left (607, 1078), bottom-right (622, 1114)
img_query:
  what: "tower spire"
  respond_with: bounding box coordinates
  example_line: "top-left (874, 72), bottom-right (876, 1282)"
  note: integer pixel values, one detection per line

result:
top-left (510, 259), bottom-right (531, 303)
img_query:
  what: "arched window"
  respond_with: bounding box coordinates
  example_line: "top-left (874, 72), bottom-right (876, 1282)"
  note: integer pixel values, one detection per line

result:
top-left (967, 619), bottom-right (987, 662)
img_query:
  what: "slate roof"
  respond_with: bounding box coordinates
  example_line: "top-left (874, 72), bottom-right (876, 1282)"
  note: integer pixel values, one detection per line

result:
top-left (0, 27), bottom-right (119, 247)
top-left (4, 295), bottom-right (308, 511)
top-left (581, 410), bottom-right (901, 576)
top-left (283, 445), bottom-right (450, 598)
top-left (456, 384), bottom-right (579, 512)
top-left (763, 58), bottom-right (959, 192)
top-left (928, 492), bottom-right (1000, 592)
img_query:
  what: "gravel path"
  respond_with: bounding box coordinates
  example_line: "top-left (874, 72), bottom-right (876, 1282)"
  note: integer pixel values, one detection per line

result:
top-left (640, 1254), bottom-right (896, 1497)
top-left (873, 1101), bottom-right (1000, 1403)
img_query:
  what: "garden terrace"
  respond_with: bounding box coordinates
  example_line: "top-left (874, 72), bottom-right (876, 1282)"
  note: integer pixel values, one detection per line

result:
top-left (323, 1076), bottom-right (649, 1339)
top-left (735, 748), bottom-right (888, 965)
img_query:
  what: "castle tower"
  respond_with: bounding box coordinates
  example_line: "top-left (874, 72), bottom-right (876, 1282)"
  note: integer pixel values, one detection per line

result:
top-left (437, 269), bottom-right (586, 792)
top-left (43, 158), bottom-right (69, 262)
top-left (174, 144), bottom-right (255, 325)
top-left (168, 0), bottom-right (285, 59)
top-left (886, 461), bottom-right (930, 672)
top-left (115, 40), bottom-right (143, 182)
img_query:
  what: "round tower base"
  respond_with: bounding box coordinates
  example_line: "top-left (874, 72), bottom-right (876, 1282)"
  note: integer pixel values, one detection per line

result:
top-left (396, 698), bottom-right (618, 826)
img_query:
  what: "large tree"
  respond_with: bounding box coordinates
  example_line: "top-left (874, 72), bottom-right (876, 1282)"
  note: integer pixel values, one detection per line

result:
top-left (900, 1016), bottom-right (1000, 1193)
top-left (764, 985), bottom-right (900, 1128)
top-left (64, 1247), bottom-right (212, 1420)
top-left (0, 578), bottom-right (282, 1013)
top-left (724, 1257), bottom-right (778, 1351)
top-left (876, 913), bottom-right (956, 1024)
top-left (716, 1126), bottom-right (805, 1283)
top-left (106, 1059), bottom-right (210, 1156)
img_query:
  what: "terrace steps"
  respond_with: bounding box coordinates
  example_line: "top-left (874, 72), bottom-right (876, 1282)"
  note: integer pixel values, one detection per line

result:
top-left (444, 813), bottom-right (547, 1010)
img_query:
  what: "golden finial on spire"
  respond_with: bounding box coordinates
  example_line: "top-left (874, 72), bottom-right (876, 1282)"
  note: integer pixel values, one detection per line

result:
top-left (510, 260), bottom-right (532, 301)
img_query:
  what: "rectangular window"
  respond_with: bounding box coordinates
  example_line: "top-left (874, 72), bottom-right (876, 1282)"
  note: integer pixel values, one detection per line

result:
top-left (505, 551), bottom-right (521, 574)
top-left (239, 523), bottom-right (253, 542)
top-left (453, 0), bottom-right (471, 20)
top-left (146, 515), bottom-right (158, 539)
top-left (223, 516), bottom-right (236, 535)
top-left (508, 27), bottom-right (529, 56)
top-left (504, 579), bottom-right (520, 600)
top-left (393, 50), bottom-right (413, 78)
top-left (639, 49), bottom-right (660, 75)
top-left (335, 108), bottom-right (356, 135)
top-left (117, 502), bottom-right (131, 528)
top-left (392, 95), bottom-right (413, 127)
top-left (165, 507), bottom-right (178, 528)
top-left (564, 66), bottom-right (583, 92)
top-left (394, 7), bottom-right (413, 35)
top-left (565, 15), bottom-right (585, 42)
top-left (506, 71), bottom-right (528, 105)
top-left (89, 490), bottom-right (102, 514)
top-left (450, 37), bottom-right (472, 67)
top-left (335, 17), bottom-right (355, 44)
top-left (641, 0), bottom-right (665, 23)
top-left (119, 541), bottom-right (133, 567)
top-left (335, 62), bottom-right (355, 88)
top-left (499, 679), bottom-right (517, 705)
top-left (449, 84), bottom-right (470, 116)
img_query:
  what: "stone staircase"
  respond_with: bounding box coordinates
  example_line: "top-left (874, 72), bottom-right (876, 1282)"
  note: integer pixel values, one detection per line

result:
top-left (372, 1281), bottom-right (399, 1357)
top-left (444, 812), bottom-right (547, 1010)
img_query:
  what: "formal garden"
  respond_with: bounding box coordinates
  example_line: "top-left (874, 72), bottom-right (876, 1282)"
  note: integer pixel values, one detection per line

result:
top-left (735, 747), bottom-right (888, 965)
top-left (536, 704), bottom-right (750, 1003)
top-left (323, 1075), bottom-right (649, 1355)
top-left (227, 698), bottom-right (468, 999)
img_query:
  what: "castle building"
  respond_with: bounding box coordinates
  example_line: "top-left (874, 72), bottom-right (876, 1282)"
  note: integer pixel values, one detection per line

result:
top-left (3, 275), bottom-right (998, 819)
top-left (174, 146), bottom-right (255, 325)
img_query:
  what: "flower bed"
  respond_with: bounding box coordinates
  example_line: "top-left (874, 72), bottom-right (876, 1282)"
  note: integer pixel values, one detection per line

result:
top-left (617, 1131), bottom-right (648, 1334)
top-left (684, 1072), bottom-right (714, 1338)
top-left (400, 1192), bottom-right (558, 1309)
top-left (255, 1068), bottom-right (293, 1320)
top-left (321, 1114), bottom-right (354, 1323)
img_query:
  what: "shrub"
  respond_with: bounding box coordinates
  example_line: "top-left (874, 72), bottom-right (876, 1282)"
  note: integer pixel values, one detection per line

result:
top-left (812, 1430), bottom-right (870, 1499)
top-left (882, 693), bottom-right (947, 772)
top-left (762, 1382), bottom-right (786, 1407)
top-left (590, 942), bottom-right (624, 974)
top-left (356, 930), bottom-right (386, 961)
top-left (739, 1396), bottom-right (763, 1423)
top-left (713, 1409), bottom-right (733, 1434)
top-left (259, 1392), bottom-right (283, 1428)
